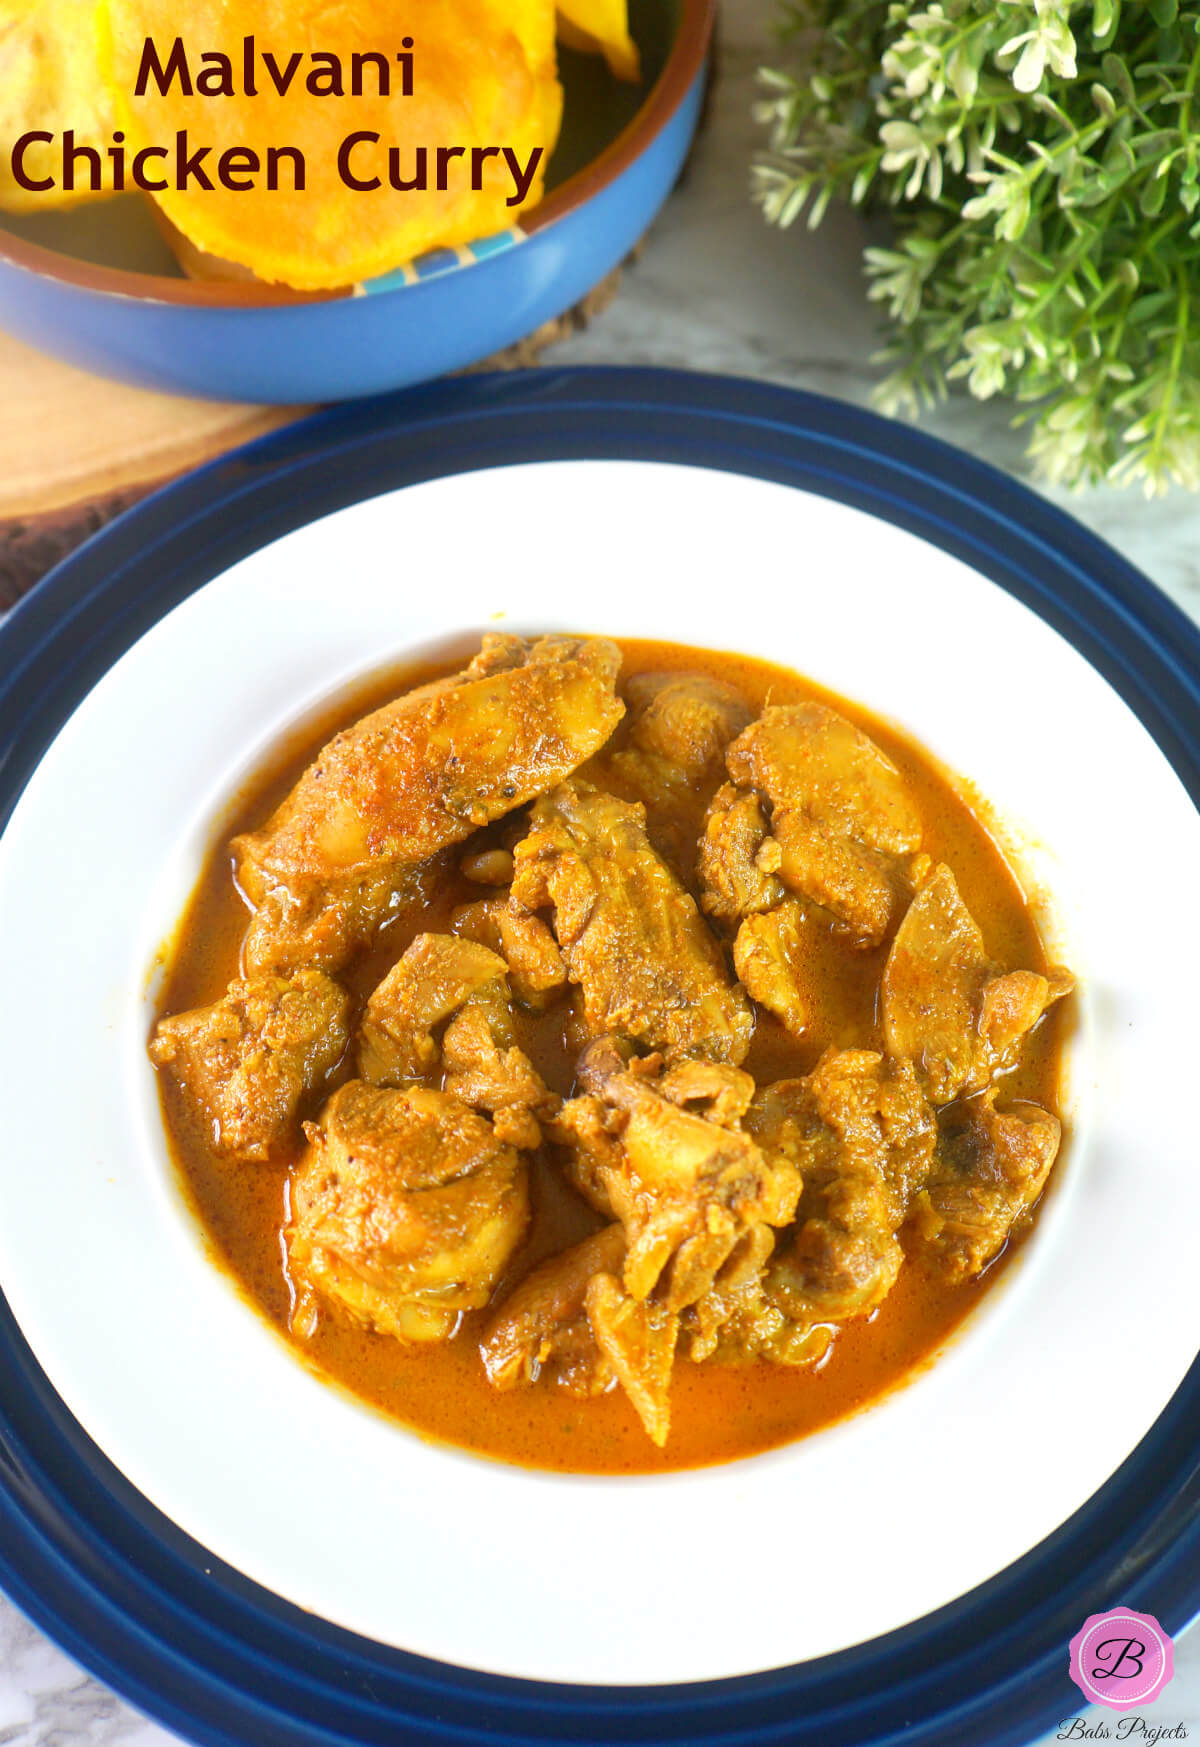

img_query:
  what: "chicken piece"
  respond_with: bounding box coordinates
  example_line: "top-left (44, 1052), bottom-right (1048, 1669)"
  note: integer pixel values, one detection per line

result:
top-left (912, 1092), bottom-right (1062, 1280)
top-left (654, 1056), bottom-right (757, 1126)
top-left (676, 1182), bottom-right (831, 1370)
top-left (627, 673), bottom-right (754, 770)
top-left (288, 1081), bottom-right (530, 1343)
top-left (745, 1049), bottom-right (935, 1328)
top-left (480, 1222), bottom-right (677, 1445)
top-left (767, 813), bottom-right (901, 949)
top-left (441, 1001), bottom-right (557, 1151)
top-left (724, 703), bottom-right (923, 945)
top-left (480, 1223), bottom-right (625, 1394)
top-left (682, 1259), bottom-right (835, 1370)
top-left (485, 1122), bottom-right (728, 1447)
top-left (881, 863), bottom-right (1073, 1104)
top-left (733, 900), bottom-right (810, 1038)
top-left (550, 1074), bottom-right (626, 1217)
top-left (555, 1044), bottom-right (801, 1312)
top-left (585, 1272), bottom-right (679, 1448)
top-left (606, 672), bottom-right (754, 807)
top-left (451, 895), bottom-right (567, 1009)
top-left (727, 702), bottom-right (922, 855)
top-left (356, 933), bottom-right (508, 1085)
top-left (149, 969), bottom-right (350, 1162)
top-left (233, 634), bottom-right (624, 976)
top-left (698, 783), bottom-right (785, 924)
top-left (511, 782), bottom-right (753, 1064)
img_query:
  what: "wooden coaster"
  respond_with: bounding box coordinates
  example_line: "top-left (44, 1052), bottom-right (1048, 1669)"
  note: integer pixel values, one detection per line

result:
top-left (0, 260), bottom-right (629, 610)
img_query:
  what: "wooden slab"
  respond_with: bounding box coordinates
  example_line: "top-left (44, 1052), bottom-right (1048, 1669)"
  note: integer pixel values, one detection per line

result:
top-left (0, 329), bottom-right (309, 520)
top-left (0, 330), bottom-right (308, 608)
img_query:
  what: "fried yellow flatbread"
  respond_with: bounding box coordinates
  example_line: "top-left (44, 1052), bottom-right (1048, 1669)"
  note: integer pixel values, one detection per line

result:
top-left (556, 0), bottom-right (640, 82)
top-left (0, 0), bottom-right (116, 211)
top-left (98, 0), bottom-right (562, 289)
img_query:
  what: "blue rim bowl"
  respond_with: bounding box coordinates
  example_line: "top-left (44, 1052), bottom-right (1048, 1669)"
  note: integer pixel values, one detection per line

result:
top-left (0, 2), bottom-right (712, 402)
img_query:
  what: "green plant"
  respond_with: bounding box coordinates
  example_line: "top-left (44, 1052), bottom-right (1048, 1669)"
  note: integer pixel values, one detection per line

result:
top-left (755, 1), bottom-right (1200, 493)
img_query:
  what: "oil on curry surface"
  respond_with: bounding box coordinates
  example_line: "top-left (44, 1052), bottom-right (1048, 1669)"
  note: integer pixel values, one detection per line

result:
top-left (150, 634), bottom-right (1071, 1473)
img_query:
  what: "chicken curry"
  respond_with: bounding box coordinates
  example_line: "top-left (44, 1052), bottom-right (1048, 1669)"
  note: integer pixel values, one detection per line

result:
top-left (150, 634), bottom-right (1071, 1473)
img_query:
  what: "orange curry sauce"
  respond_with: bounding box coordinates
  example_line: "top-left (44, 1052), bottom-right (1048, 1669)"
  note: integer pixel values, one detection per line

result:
top-left (153, 637), bottom-right (1067, 1474)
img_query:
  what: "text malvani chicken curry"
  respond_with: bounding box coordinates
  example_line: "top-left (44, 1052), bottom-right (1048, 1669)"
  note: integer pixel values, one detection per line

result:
top-left (149, 633), bottom-right (1071, 1474)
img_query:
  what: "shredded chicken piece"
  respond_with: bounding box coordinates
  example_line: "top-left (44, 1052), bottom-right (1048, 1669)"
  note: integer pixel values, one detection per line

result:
top-left (698, 783), bottom-right (785, 924)
top-left (913, 1091), bottom-right (1062, 1279)
top-left (655, 1056), bottom-right (757, 1125)
top-left (727, 702), bottom-right (922, 855)
top-left (554, 1042), bottom-right (801, 1312)
top-left (288, 1081), bottom-right (530, 1343)
top-left (511, 782), bottom-right (753, 1064)
top-left (882, 862), bottom-right (1073, 1103)
top-left (356, 933), bottom-right (508, 1085)
top-left (234, 634), bottom-right (625, 975)
top-left (716, 703), bottom-right (923, 945)
top-left (149, 969), bottom-right (350, 1162)
top-left (441, 1000), bottom-right (557, 1151)
top-left (682, 1266), bottom-right (834, 1370)
top-left (480, 1224), bottom-right (625, 1394)
top-left (733, 899), bottom-right (811, 1038)
top-left (585, 1272), bottom-right (679, 1448)
top-left (767, 813), bottom-right (900, 948)
top-left (605, 672), bottom-right (753, 810)
top-left (745, 1050), bottom-right (935, 1327)
top-left (550, 1076), bottom-right (625, 1217)
top-left (627, 672), bottom-right (754, 773)
top-left (451, 894), bottom-right (567, 1009)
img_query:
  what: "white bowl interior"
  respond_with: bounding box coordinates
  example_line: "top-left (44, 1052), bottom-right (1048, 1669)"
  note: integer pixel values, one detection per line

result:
top-left (0, 460), bottom-right (1196, 1685)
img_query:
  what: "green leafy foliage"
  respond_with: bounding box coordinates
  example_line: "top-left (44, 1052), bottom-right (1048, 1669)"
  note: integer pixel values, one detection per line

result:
top-left (754, 1), bottom-right (1200, 492)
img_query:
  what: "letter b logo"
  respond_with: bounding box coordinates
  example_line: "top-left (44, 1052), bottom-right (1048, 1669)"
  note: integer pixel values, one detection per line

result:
top-left (1069, 1611), bottom-right (1173, 1710)
top-left (1091, 1636), bottom-right (1144, 1680)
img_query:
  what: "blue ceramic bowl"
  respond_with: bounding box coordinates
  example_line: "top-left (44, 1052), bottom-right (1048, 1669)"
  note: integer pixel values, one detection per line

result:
top-left (0, 0), bottom-right (710, 402)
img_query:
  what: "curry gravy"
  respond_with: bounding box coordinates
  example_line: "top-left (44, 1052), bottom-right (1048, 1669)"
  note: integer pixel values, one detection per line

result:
top-left (155, 638), bottom-right (1067, 1474)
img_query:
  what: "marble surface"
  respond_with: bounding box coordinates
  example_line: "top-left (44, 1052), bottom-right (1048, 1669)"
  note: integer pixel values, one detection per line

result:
top-left (2, 0), bottom-right (1198, 1741)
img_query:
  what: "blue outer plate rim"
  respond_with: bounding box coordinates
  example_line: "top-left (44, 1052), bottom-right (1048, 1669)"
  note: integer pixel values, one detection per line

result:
top-left (0, 366), bottom-right (1198, 1747)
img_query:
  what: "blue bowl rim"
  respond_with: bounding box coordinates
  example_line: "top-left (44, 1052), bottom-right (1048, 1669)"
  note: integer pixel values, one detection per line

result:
top-left (0, 0), bottom-right (715, 309)
top-left (0, 365), bottom-right (1198, 1747)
